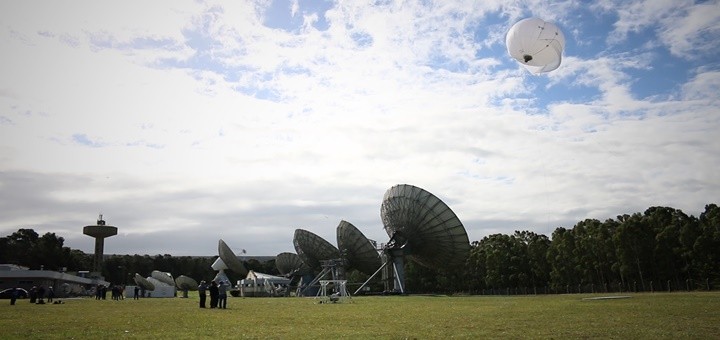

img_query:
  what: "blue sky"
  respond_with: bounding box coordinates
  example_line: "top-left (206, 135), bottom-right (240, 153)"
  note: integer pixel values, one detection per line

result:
top-left (0, 0), bottom-right (718, 257)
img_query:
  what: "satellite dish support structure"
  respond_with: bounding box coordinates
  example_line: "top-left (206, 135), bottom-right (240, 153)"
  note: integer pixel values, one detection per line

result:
top-left (354, 233), bottom-right (407, 295)
top-left (300, 258), bottom-right (346, 296)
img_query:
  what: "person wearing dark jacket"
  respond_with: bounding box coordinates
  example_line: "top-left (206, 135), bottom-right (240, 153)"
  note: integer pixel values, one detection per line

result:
top-left (10, 288), bottom-right (18, 305)
top-left (209, 281), bottom-right (219, 309)
top-left (36, 286), bottom-right (45, 304)
top-left (198, 281), bottom-right (208, 308)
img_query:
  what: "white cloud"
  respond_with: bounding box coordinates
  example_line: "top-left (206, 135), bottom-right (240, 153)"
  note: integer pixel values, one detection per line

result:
top-left (0, 1), bottom-right (718, 256)
top-left (598, 0), bottom-right (720, 60)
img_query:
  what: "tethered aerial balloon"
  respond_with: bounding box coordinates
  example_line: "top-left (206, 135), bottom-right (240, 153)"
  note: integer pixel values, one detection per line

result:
top-left (506, 17), bottom-right (565, 74)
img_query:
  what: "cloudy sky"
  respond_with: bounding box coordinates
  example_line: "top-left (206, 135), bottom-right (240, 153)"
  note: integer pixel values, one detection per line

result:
top-left (1, 0), bottom-right (718, 257)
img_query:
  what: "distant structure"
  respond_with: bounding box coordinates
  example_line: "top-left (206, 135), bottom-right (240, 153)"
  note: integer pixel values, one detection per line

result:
top-left (83, 214), bottom-right (117, 273)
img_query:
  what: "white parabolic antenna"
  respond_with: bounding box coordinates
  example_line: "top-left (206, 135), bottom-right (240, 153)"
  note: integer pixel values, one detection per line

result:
top-left (134, 273), bottom-right (155, 291)
top-left (175, 275), bottom-right (199, 290)
top-left (218, 239), bottom-right (249, 276)
top-left (147, 277), bottom-right (168, 288)
top-left (151, 270), bottom-right (175, 286)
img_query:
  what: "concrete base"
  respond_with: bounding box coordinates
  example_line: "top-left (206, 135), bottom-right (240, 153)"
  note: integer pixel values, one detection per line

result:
top-left (125, 285), bottom-right (176, 298)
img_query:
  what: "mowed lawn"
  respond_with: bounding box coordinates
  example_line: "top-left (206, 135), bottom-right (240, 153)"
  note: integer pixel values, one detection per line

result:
top-left (1, 292), bottom-right (718, 339)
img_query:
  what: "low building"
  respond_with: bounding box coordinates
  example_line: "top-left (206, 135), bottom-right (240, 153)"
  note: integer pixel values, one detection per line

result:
top-left (0, 264), bottom-right (109, 297)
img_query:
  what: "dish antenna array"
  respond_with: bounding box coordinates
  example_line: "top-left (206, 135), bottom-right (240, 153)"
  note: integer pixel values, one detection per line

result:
top-left (284, 184), bottom-right (469, 296)
top-left (289, 221), bottom-right (382, 298)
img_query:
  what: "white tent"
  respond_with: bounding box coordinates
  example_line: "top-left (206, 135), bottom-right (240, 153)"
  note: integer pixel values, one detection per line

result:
top-left (237, 270), bottom-right (290, 297)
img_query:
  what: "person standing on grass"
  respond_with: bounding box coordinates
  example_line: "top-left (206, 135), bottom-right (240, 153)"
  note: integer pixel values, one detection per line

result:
top-left (36, 285), bottom-right (45, 304)
top-left (47, 286), bottom-right (54, 303)
top-left (217, 281), bottom-right (228, 309)
top-left (209, 281), bottom-right (219, 308)
top-left (198, 280), bottom-right (208, 308)
top-left (29, 286), bottom-right (37, 303)
top-left (10, 287), bottom-right (18, 305)
top-left (134, 286), bottom-right (140, 300)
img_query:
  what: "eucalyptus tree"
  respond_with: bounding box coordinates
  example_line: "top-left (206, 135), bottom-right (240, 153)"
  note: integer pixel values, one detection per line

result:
top-left (695, 204), bottom-right (720, 284)
top-left (643, 206), bottom-right (695, 289)
top-left (480, 233), bottom-right (529, 290)
top-left (547, 227), bottom-right (579, 289)
top-left (465, 241), bottom-right (487, 293)
top-left (614, 213), bottom-right (656, 291)
top-left (514, 230), bottom-right (551, 289)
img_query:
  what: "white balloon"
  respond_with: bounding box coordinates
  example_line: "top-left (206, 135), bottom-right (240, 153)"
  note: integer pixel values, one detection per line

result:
top-left (506, 18), bottom-right (565, 74)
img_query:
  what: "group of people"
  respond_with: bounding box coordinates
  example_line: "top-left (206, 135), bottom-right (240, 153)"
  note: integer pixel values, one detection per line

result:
top-left (93, 284), bottom-right (126, 300)
top-left (197, 280), bottom-right (231, 309)
top-left (29, 286), bottom-right (53, 304)
top-left (7, 285), bottom-right (55, 305)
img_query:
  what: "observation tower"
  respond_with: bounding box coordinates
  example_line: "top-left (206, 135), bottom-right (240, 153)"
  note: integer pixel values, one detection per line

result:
top-left (83, 214), bottom-right (117, 273)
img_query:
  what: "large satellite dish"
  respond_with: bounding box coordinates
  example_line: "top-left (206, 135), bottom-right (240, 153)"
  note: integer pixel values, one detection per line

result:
top-left (175, 275), bottom-right (198, 291)
top-left (336, 220), bottom-right (382, 275)
top-left (355, 184), bottom-right (470, 294)
top-left (293, 229), bottom-right (341, 270)
top-left (218, 239), bottom-right (248, 276)
top-left (134, 273), bottom-right (155, 291)
top-left (381, 184), bottom-right (470, 269)
top-left (275, 252), bottom-right (311, 276)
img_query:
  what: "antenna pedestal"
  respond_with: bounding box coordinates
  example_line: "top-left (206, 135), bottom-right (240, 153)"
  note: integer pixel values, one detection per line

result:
top-left (318, 280), bottom-right (351, 303)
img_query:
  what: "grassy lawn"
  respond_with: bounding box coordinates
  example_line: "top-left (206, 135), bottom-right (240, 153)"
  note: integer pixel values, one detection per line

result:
top-left (1, 292), bottom-right (718, 339)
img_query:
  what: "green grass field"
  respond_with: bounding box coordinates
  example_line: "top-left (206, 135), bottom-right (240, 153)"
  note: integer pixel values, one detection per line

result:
top-left (1, 292), bottom-right (718, 339)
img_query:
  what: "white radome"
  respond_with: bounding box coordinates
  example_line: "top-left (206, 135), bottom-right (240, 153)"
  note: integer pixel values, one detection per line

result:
top-left (506, 17), bottom-right (565, 74)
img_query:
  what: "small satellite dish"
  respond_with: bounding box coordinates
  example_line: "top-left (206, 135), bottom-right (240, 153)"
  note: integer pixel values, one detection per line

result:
top-left (336, 220), bottom-right (382, 275)
top-left (293, 229), bottom-right (341, 270)
top-left (146, 277), bottom-right (168, 288)
top-left (175, 275), bottom-right (199, 290)
top-left (218, 239), bottom-right (248, 276)
top-left (151, 270), bottom-right (175, 286)
top-left (134, 273), bottom-right (155, 291)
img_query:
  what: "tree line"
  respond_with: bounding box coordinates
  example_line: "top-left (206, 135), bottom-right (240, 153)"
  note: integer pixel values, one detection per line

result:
top-left (406, 204), bottom-right (720, 294)
top-left (2, 203), bottom-right (718, 294)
